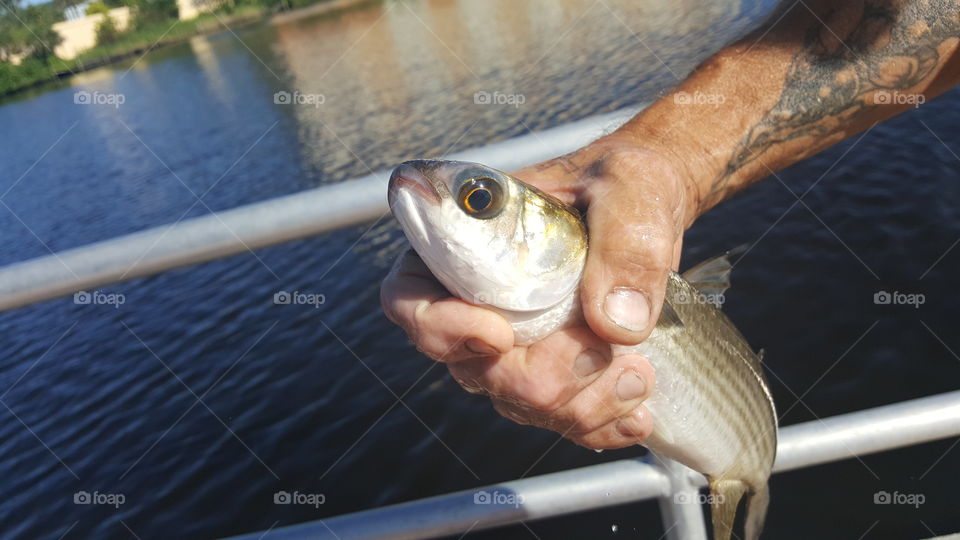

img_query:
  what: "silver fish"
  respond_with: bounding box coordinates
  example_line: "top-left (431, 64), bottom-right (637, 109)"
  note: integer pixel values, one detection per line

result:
top-left (388, 159), bottom-right (777, 539)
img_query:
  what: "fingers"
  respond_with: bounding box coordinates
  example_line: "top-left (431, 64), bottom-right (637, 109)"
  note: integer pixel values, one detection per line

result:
top-left (447, 326), bottom-right (609, 409)
top-left (555, 353), bottom-right (655, 433)
top-left (463, 327), bottom-right (656, 449)
top-left (381, 250), bottom-right (513, 362)
top-left (570, 403), bottom-right (655, 450)
top-left (578, 153), bottom-right (684, 346)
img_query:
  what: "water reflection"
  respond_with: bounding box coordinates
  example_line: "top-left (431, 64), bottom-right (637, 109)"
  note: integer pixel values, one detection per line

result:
top-left (264, 0), bottom-right (759, 178)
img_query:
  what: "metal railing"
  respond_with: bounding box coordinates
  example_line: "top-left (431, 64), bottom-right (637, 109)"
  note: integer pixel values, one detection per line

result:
top-left (0, 108), bottom-right (639, 312)
top-left (2, 109), bottom-right (958, 539)
top-left (224, 390), bottom-right (960, 540)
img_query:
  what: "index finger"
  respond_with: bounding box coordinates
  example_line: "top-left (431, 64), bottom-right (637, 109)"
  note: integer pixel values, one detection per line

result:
top-left (381, 250), bottom-right (514, 362)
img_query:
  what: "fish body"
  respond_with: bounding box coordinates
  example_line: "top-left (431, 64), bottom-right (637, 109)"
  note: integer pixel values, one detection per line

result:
top-left (388, 159), bottom-right (777, 539)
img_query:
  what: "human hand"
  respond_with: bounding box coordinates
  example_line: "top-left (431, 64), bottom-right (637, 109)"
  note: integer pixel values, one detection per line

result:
top-left (381, 137), bottom-right (699, 449)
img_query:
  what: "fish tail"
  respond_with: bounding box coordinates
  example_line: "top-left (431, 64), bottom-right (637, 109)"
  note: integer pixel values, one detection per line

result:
top-left (744, 483), bottom-right (770, 540)
top-left (708, 478), bottom-right (746, 540)
top-left (708, 477), bottom-right (770, 540)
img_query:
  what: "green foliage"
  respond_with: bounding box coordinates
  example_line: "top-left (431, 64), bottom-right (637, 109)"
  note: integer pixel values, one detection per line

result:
top-left (0, 56), bottom-right (55, 95)
top-left (86, 1), bottom-right (110, 15)
top-left (0, 2), bottom-right (63, 61)
top-left (0, 0), bottom-right (368, 96)
top-left (129, 0), bottom-right (178, 28)
top-left (95, 14), bottom-right (120, 44)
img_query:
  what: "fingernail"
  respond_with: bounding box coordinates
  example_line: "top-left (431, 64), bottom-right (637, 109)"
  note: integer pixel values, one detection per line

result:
top-left (466, 338), bottom-right (498, 356)
top-left (573, 350), bottom-right (605, 377)
top-left (604, 287), bottom-right (650, 332)
top-left (616, 369), bottom-right (646, 401)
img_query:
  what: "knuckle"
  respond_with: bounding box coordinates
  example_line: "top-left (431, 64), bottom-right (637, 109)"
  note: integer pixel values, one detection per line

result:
top-left (518, 380), bottom-right (566, 413)
top-left (492, 400), bottom-right (534, 427)
top-left (564, 394), bottom-right (610, 433)
top-left (594, 235), bottom-right (673, 281)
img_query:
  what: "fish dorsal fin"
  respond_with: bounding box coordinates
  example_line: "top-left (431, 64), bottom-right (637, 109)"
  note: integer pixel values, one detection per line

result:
top-left (681, 244), bottom-right (748, 300)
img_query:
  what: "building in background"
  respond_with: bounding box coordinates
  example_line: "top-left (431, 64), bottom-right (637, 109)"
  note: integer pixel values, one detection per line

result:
top-left (52, 6), bottom-right (131, 60)
top-left (177, 0), bottom-right (224, 20)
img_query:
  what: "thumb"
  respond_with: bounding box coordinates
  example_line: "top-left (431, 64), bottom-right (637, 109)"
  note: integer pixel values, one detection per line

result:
top-left (580, 190), bottom-right (680, 346)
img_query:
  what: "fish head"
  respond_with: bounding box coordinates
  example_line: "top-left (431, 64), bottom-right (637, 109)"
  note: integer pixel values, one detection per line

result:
top-left (388, 159), bottom-right (586, 312)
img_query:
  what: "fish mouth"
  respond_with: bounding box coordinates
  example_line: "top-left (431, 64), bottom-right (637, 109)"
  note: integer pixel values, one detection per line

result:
top-left (388, 162), bottom-right (442, 207)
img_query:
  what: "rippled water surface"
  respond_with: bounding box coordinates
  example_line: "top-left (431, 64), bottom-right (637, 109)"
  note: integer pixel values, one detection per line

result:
top-left (0, 0), bottom-right (958, 538)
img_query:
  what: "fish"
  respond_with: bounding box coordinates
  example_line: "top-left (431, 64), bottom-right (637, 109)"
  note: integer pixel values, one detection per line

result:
top-left (387, 159), bottom-right (778, 540)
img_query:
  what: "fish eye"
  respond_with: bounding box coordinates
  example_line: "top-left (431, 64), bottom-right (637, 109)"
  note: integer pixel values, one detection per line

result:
top-left (457, 177), bottom-right (503, 219)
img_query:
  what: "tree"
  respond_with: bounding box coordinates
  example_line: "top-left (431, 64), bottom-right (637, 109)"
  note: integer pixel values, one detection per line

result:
top-left (85, 1), bottom-right (110, 15)
top-left (0, 0), bottom-right (63, 61)
top-left (95, 13), bottom-right (119, 44)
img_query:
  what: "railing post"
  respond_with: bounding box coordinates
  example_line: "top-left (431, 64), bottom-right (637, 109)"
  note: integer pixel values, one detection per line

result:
top-left (655, 456), bottom-right (709, 540)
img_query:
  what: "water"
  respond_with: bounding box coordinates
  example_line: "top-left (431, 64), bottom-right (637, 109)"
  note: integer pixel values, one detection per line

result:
top-left (1, 0), bottom-right (958, 538)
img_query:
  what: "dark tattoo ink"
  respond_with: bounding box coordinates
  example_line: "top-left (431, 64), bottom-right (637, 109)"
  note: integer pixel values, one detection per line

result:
top-left (704, 0), bottom-right (960, 208)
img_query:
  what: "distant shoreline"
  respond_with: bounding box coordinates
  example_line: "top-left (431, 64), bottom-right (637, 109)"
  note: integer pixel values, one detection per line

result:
top-left (1, 0), bottom-right (380, 99)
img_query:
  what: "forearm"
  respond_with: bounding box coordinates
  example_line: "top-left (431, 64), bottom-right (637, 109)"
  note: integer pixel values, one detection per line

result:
top-left (609, 0), bottom-right (960, 223)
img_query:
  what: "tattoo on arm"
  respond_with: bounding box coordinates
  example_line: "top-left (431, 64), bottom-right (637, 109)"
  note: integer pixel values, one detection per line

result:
top-left (704, 0), bottom-right (960, 208)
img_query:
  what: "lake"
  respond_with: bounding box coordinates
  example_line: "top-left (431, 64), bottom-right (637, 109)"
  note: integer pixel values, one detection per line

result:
top-left (0, 0), bottom-right (958, 538)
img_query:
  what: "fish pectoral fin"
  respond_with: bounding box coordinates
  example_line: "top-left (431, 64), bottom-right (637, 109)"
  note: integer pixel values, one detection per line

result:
top-left (681, 244), bottom-right (748, 299)
top-left (708, 478), bottom-right (747, 540)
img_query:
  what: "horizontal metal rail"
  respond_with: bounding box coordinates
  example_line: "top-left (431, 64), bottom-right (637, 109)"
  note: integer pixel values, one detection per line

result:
top-left (227, 390), bottom-right (960, 540)
top-left (0, 108), bottom-right (639, 312)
